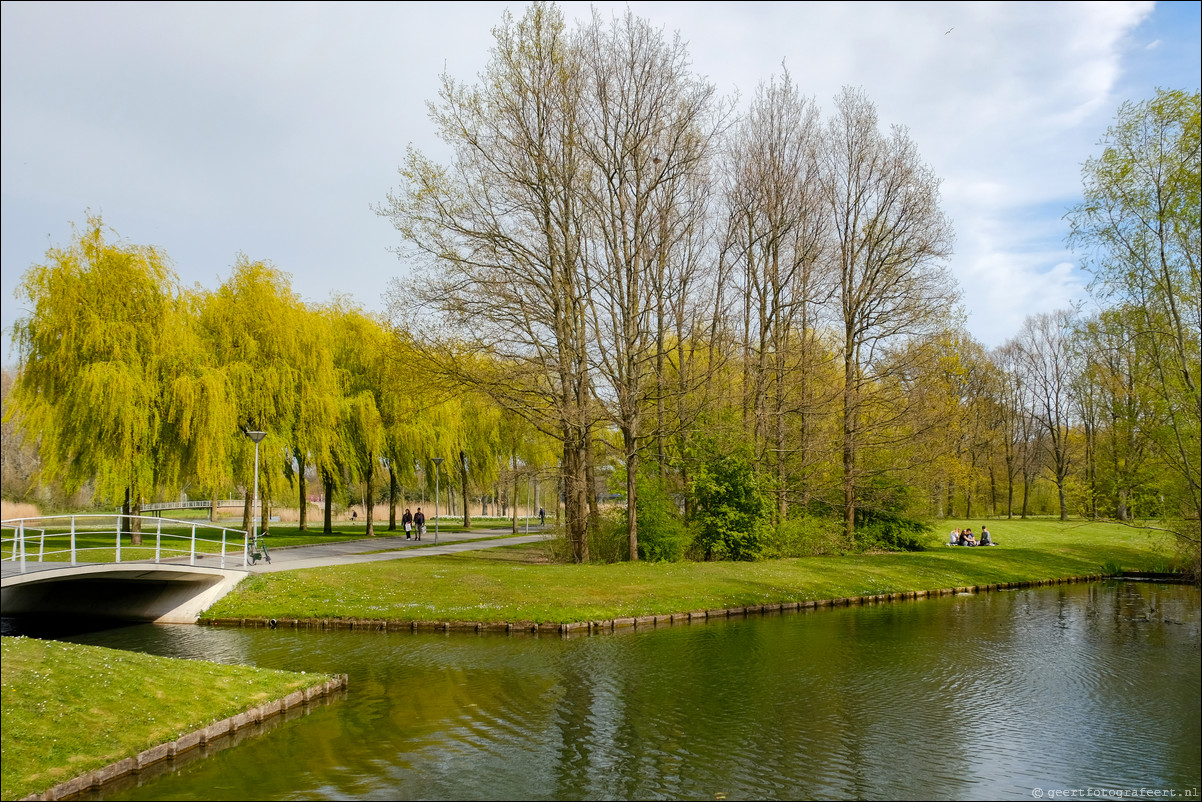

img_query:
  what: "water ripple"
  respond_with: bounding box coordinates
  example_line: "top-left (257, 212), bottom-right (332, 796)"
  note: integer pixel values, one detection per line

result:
top-left (12, 581), bottom-right (1197, 801)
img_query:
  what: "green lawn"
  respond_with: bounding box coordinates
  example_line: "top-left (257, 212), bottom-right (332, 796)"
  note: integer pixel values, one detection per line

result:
top-left (0, 637), bottom-right (335, 800)
top-left (203, 518), bottom-right (1184, 624)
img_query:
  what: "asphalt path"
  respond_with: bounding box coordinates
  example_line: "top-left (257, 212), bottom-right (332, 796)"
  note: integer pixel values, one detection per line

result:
top-left (246, 525), bottom-right (550, 573)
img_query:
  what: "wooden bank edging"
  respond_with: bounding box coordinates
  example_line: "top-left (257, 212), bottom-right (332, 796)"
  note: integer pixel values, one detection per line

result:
top-left (23, 674), bottom-right (349, 802)
top-left (200, 573), bottom-right (1108, 635)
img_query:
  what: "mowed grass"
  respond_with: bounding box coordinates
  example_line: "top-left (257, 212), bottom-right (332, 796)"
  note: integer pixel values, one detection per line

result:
top-left (0, 637), bottom-right (334, 801)
top-left (202, 518), bottom-right (1183, 624)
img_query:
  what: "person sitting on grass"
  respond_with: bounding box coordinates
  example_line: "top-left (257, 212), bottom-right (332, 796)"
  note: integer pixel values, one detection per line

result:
top-left (980, 526), bottom-right (994, 546)
top-left (950, 528), bottom-right (961, 546)
top-left (961, 528), bottom-right (976, 546)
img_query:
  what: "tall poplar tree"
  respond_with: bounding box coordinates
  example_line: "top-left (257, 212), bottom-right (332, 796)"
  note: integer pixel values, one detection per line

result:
top-left (380, 2), bottom-right (596, 560)
top-left (723, 70), bottom-right (828, 520)
top-left (821, 87), bottom-right (955, 541)
top-left (575, 7), bottom-right (724, 559)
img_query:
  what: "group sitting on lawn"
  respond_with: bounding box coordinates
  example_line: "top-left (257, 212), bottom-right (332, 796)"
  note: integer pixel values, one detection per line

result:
top-left (948, 526), bottom-right (995, 546)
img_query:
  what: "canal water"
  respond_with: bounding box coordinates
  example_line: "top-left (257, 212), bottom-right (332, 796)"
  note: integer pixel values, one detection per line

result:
top-left (9, 581), bottom-right (1201, 800)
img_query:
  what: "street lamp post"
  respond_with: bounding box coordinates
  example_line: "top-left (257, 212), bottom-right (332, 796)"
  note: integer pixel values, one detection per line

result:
top-left (431, 457), bottom-right (444, 545)
top-left (245, 430), bottom-right (266, 562)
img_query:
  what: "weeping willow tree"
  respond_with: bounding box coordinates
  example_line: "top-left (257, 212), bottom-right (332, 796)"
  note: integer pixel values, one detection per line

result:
top-left (284, 301), bottom-right (340, 531)
top-left (160, 285), bottom-right (240, 521)
top-left (326, 301), bottom-right (387, 536)
top-left (7, 215), bottom-right (180, 542)
top-left (197, 257), bottom-right (302, 536)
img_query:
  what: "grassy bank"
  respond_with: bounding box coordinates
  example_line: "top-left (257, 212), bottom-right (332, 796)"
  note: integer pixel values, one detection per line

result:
top-left (0, 637), bottom-right (335, 800)
top-left (203, 519), bottom-right (1182, 624)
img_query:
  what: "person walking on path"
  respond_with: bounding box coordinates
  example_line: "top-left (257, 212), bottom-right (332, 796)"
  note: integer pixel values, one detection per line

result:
top-left (414, 507), bottom-right (426, 540)
top-left (539, 507), bottom-right (545, 526)
top-left (402, 508), bottom-right (414, 540)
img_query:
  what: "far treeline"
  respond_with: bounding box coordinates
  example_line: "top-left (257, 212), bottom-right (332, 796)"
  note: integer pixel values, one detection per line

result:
top-left (3, 4), bottom-right (1198, 565)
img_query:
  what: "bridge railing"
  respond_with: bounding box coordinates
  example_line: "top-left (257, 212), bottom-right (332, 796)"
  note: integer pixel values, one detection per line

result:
top-left (1, 515), bottom-right (251, 573)
top-left (141, 499), bottom-right (246, 514)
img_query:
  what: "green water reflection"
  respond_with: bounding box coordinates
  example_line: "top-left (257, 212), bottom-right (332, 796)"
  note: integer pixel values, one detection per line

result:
top-left (44, 581), bottom-right (1202, 800)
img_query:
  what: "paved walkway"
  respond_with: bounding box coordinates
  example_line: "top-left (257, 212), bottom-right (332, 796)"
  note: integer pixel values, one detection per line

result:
top-left (247, 525), bottom-right (550, 573)
top-left (1, 526), bottom-right (551, 580)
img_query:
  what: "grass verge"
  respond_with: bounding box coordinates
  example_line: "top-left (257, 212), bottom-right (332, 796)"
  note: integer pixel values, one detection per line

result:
top-left (0, 637), bottom-right (334, 800)
top-left (202, 518), bottom-right (1183, 624)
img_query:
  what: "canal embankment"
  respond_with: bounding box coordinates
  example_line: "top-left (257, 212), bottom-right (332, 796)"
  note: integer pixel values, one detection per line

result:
top-left (197, 518), bottom-right (1190, 628)
top-left (0, 637), bottom-right (345, 801)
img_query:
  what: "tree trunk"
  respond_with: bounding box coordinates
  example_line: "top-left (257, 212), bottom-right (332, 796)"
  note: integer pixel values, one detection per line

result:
top-left (389, 466), bottom-right (398, 531)
top-left (585, 435), bottom-right (600, 534)
top-left (512, 454), bottom-right (520, 535)
top-left (626, 429), bottom-right (639, 561)
top-left (460, 451), bottom-right (471, 529)
top-left (563, 429), bottom-right (591, 562)
top-left (297, 451), bottom-right (308, 531)
top-left (241, 491), bottom-right (253, 540)
top-left (365, 452), bottom-right (375, 536)
top-left (843, 347), bottom-right (856, 543)
top-left (323, 471), bottom-right (334, 534)
top-left (988, 463), bottom-right (997, 517)
top-left (1021, 471), bottom-right (1031, 519)
top-left (127, 488), bottom-right (144, 546)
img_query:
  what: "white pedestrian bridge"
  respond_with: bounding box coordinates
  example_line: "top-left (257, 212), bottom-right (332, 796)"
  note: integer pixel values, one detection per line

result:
top-left (1, 515), bottom-right (250, 623)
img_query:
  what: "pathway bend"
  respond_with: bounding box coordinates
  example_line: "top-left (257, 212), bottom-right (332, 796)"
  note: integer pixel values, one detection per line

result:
top-left (245, 526), bottom-right (549, 573)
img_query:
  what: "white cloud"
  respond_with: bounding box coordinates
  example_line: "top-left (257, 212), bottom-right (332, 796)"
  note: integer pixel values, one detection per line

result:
top-left (0, 0), bottom-right (1180, 362)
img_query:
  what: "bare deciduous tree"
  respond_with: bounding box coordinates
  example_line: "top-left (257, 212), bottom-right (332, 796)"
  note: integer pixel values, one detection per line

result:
top-left (575, 8), bottom-right (725, 559)
top-left (1013, 309), bottom-right (1079, 521)
top-left (821, 87), bottom-right (956, 541)
top-left (378, 3), bottom-right (596, 560)
top-left (723, 69), bottom-right (831, 521)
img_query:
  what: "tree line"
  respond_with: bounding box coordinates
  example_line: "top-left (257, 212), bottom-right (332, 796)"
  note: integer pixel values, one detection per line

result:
top-left (4, 242), bottom-right (556, 543)
top-left (4, 3), bottom-right (1197, 563)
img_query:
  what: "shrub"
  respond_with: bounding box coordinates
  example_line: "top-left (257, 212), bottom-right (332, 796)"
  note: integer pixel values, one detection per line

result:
top-left (854, 509), bottom-right (937, 551)
top-left (762, 515), bottom-right (850, 557)
top-left (686, 441), bottom-right (768, 561)
top-left (627, 472), bottom-right (690, 561)
top-left (589, 513), bottom-right (629, 563)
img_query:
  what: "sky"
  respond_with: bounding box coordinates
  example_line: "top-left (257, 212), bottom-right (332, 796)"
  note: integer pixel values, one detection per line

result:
top-left (2, 1), bottom-right (1199, 366)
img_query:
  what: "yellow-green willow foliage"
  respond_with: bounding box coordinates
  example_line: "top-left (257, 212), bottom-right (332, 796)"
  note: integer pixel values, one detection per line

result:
top-left (324, 300), bottom-right (387, 535)
top-left (198, 257), bottom-right (303, 534)
top-left (7, 216), bottom-right (189, 540)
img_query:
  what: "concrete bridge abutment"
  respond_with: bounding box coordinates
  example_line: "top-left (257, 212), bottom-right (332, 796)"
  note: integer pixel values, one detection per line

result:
top-left (1, 564), bottom-right (248, 624)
